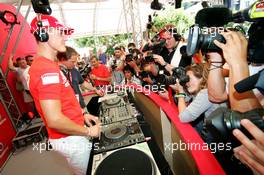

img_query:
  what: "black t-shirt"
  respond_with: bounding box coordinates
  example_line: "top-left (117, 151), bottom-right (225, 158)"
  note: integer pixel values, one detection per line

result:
top-left (59, 64), bottom-right (86, 108)
top-left (159, 46), bottom-right (192, 68)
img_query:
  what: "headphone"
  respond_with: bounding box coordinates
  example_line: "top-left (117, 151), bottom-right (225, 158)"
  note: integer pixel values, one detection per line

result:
top-left (34, 20), bottom-right (49, 42)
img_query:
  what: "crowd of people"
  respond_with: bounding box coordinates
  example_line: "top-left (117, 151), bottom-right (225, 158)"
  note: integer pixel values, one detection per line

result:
top-left (8, 14), bottom-right (264, 175)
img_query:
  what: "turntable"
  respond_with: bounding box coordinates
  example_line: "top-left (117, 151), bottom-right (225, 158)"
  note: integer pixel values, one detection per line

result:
top-left (94, 118), bottom-right (145, 154)
top-left (92, 142), bottom-right (161, 175)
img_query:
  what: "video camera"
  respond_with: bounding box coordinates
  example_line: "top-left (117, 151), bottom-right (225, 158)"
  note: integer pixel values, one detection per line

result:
top-left (205, 107), bottom-right (264, 144)
top-left (157, 67), bottom-right (189, 86)
top-left (187, 1), bottom-right (264, 64)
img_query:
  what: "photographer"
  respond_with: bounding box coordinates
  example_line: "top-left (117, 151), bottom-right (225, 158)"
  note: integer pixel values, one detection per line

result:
top-left (140, 56), bottom-right (159, 87)
top-left (208, 31), bottom-right (262, 111)
top-left (125, 52), bottom-right (142, 76)
top-left (108, 47), bottom-right (125, 85)
top-left (173, 63), bottom-right (226, 134)
top-left (121, 65), bottom-right (141, 85)
top-left (158, 25), bottom-right (192, 68)
top-left (127, 42), bottom-right (136, 53)
top-left (206, 30), bottom-right (264, 175)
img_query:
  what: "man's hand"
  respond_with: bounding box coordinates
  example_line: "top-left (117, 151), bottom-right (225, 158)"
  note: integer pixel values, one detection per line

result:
top-left (95, 89), bottom-right (104, 96)
top-left (127, 60), bottom-right (137, 68)
top-left (233, 119), bottom-right (264, 175)
top-left (84, 113), bottom-right (101, 138)
top-left (142, 76), bottom-right (153, 84)
top-left (84, 113), bottom-right (99, 127)
top-left (88, 124), bottom-right (101, 138)
top-left (153, 54), bottom-right (166, 66)
top-left (214, 31), bottom-right (248, 68)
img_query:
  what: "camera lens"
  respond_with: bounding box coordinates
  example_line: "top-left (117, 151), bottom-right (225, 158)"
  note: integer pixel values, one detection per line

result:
top-left (200, 33), bottom-right (226, 52)
top-left (205, 108), bottom-right (264, 143)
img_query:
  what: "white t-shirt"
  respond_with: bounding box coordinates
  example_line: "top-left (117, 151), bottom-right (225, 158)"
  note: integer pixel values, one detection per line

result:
top-left (170, 41), bottom-right (186, 67)
top-left (14, 66), bottom-right (33, 103)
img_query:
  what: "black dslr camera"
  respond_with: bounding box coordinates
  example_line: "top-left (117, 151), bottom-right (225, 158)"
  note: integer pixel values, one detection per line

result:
top-left (125, 54), bottom-right (134, 63)
top-left (142, 35), bottom-right (166, 55)
top-left (157, 67), bottom-right (189, 86)
top-left (205, 107), bottom-right (264, 143)
top-left (79, 64), bottom-right (92, 79)
top-left (111, 60), bottom-right (118, 70)
top-left (138, 71), bottom-right (150, 79)
top-left (144, 51), bottom-right (155, 63)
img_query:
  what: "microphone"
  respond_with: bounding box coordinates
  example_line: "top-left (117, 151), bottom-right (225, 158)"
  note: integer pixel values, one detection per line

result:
top-left (234, 73), bottom-right (260, 93)
top-left (195, 7), bottom-right (232, 27)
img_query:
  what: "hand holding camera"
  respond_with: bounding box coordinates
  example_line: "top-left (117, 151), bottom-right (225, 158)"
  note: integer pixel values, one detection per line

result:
top-left (153, 54), bottom-right (166, 66)
top-left (213, 31), bottom-right (248, 68)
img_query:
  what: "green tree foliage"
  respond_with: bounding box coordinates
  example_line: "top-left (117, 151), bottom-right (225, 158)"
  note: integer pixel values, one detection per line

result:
top-left (74, 33), bottom-right (132, 55)
top-left (74, 6), bottom-right (194, 54)
top-left (152, 6), bottom-right (194, 36)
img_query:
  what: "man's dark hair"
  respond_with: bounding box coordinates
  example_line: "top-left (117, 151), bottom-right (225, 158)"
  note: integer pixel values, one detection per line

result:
top-left (25, 55), bottom-right (33, 61)
top-left (114, 46), bottom-right (121, 51)
top-left (128, 42), bottom-right (136, 48)
top-left (57, 46), bottom-right (78, 61)
top-left (16, 57), bottom-right (24, 62)
top-left (123, 65), bottom-right (135, 75)
top-left (90, 55), bottom-right (99, 61)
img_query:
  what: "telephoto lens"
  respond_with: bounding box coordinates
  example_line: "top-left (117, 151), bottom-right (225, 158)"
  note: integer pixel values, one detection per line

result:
top-left (187, 25), bottom-right (226, 56)
top-left (205, 107), bottom-right (264, 143)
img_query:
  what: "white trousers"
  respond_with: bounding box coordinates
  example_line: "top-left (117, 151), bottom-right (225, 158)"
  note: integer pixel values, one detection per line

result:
top-left (49, 136), bottom-right (92, 175)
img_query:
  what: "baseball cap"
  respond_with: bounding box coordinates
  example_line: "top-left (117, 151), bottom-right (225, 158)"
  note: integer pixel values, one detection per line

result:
top-left (30, 15), bottom-right (74, 35)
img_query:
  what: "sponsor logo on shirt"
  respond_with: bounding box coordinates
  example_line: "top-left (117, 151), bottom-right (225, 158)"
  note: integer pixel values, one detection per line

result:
top-left (41, 73), bottom-right (59, 85)
top-left (60, 71), bottom-right (70, 87)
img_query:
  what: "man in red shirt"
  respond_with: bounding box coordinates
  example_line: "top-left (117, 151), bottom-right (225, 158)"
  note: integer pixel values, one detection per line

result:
top-left (29, 15), bottom-right (101, 175)
top-left (90, 55), bottom-right (112, 86)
